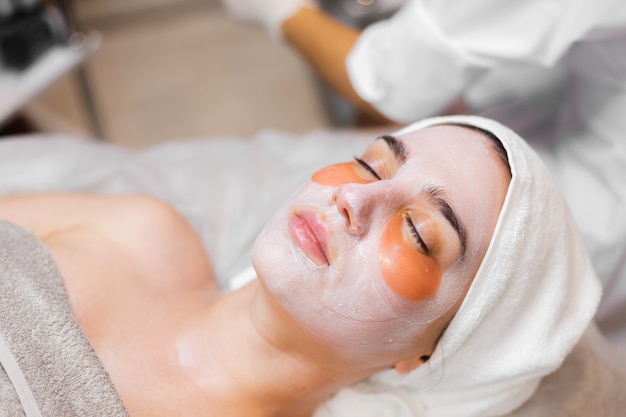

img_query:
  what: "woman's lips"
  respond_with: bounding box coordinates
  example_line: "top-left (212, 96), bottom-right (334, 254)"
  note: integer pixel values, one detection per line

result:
top-left (288, 211), bottom-right (329, 266)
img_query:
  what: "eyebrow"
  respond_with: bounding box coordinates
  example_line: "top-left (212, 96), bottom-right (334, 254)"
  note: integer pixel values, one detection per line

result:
top-left (377, 135), bottom-right (467, 259)
top-left (378, 135), bottom-right (407, 164)
top-left (423, 185), bottom-right (467, 261)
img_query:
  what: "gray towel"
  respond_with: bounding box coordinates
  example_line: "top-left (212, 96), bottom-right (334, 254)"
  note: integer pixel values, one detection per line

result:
top-left (0, 221), bottom-right (127, 417)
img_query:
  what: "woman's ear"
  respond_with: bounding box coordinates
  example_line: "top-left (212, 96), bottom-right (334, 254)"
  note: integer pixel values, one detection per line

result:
top-left (393, 354), bottom-right (431, 374)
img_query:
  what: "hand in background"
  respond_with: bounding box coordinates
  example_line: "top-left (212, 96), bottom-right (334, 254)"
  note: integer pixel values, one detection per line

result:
top-left (220, 0), bottom-right (318, 37)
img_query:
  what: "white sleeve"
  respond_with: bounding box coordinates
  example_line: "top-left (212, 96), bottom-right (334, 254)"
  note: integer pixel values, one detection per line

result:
top-left (347, 0), bottom-right (624, 122)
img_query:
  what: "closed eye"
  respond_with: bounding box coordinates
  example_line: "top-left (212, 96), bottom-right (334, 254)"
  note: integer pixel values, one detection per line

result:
top-left (354, 157), bottom-right (381, 180)
top-left (405, 214), bottom-right (429, 254)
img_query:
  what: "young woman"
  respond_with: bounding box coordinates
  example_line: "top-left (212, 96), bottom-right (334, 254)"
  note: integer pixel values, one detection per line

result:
top-left (0, 115), bottom-right (601, 417)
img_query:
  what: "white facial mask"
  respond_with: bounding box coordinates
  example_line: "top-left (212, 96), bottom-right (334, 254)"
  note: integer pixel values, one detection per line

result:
top-left (252, 181), bottom-right (455, 358)
top-left (252, 126), bottom-right (509, 361)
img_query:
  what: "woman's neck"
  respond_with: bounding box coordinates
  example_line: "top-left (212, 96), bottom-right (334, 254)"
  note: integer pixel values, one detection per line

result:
top-left (174, 280), bottom-right (354, 417)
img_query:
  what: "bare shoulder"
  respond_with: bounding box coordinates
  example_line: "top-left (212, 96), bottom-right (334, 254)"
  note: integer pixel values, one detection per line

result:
top-left (0, 192), bottom-right (190, 242)
top-left (81, 194), bottom-right (216, 293)
top-left (93, 194), bottom-right (198, 250)
top-left (1, 193), bottom-right (217, 292)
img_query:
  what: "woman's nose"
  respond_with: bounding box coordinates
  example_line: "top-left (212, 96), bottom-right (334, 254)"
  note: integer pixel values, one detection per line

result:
top-left (333, 182), bottom-right (389, 237)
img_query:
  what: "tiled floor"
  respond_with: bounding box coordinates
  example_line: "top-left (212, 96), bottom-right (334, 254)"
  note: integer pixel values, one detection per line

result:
top-left (26, 0), bottom-right (331, 148)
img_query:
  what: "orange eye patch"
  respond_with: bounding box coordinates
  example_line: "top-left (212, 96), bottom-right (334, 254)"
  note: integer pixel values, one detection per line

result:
top-left (311, 162), bottom-right (372, 187)
top-left (379, 214), bottom-right (441, 301)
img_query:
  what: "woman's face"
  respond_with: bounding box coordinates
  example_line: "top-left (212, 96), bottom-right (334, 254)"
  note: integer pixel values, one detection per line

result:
top-left (252, 125), bottom-right (510, 367)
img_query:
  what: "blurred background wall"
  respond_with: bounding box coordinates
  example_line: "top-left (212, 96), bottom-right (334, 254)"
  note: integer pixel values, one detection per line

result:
top-left (24, 0), bottom-right (331, 148)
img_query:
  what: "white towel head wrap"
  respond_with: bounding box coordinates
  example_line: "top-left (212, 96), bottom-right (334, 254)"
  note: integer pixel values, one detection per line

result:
top-left (315, 115), bottom-right (602, 417)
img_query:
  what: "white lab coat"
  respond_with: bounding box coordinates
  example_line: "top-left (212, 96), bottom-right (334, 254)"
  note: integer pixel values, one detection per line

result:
top-left (347, 0), bottom-right (626, 352)
top-left (347, 0), bottom-right (626, 121)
